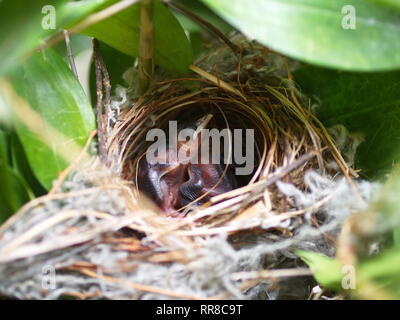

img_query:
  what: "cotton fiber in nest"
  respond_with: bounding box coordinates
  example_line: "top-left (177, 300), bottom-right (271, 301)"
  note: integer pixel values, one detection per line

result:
top-left (0, 35), bottom-right (379, 300)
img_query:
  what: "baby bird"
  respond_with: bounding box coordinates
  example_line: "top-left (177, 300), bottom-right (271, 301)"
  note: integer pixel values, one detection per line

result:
top-left (179, 162), bottom-right (237, 207)
top-left (137, 114), bottom-right (237, 216)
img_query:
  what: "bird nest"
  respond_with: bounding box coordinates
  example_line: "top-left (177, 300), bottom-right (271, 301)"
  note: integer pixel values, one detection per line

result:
top-left (0, 36), bottom-right (376, 300)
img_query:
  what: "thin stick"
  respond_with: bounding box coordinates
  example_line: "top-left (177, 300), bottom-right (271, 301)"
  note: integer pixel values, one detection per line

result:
top-left (96, 45), bottom-right (112, 136)
top-left (80, 269), bottom-right (220, 300)
top-left (63, 29), bottom-right (79, 79)
top-left (93, 39), bottom-right (108, 164)
top-left (162, 0), bottom-right (240, 55)
top-left (231, 268), bottom-right (313, 281)
top-left (189, 64), bottom-right (246, 100)
top-left (30, 0), bottom-right (140, 55)
top-left (259, 151), bottom-right (317, 189)
top-left (177, 193), bottom-right (333, 236)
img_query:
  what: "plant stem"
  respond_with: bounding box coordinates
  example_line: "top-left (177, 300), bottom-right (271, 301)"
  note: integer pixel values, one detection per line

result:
top-left (163, 0), bottom-right (239, 55)
top-left (93, 39), bottom-right (108, 164)
top-left (137, 0), bottom-right (154, 96)
top-left (63, 30), bottom-right (79, 79)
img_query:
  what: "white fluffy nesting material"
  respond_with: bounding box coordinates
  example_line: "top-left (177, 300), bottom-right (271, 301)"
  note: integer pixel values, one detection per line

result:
top-left (0, 162), bottom-right (380, 300)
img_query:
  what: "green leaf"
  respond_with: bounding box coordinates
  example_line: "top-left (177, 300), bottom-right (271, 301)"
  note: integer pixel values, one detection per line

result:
top-left (188, 32), bottom-right (206, 59)
top-left (0, 0), bottom-right (115, 76)
top-left (361, 248), bottom-right (400, 298)
top-left (361, 246), bottom-right (400, 280)
top-left (367, 0), bottom-right (400, 10)
top-left (58, 0), bottom-right (113, 28)
top-left (294, 65), bottom-right (400, 178)
top-left (201, 0), bottom-right (400, 71)
top-left (10, 134), bottom-right (46, 197)
top-left (0, 128), bottom-right (44, 198)
top-left (296, 250), bottom-right (343, 290)
top-left (0, 0), bottom-right (64, 76)
top-left (298, 248), bottom-right (400, 298)
top-left (76, 0), bottom-right (193, 75)
top-left (369, 167), bottom-right (400, 235)
top-left (10, 48), bottom-right (95, 190)
top-left (172, 0), bottom-right (233, 34)
top-left (0, 129), bottom-right (10, 166)
top-left (54, 34), bottom-right (92, 64)
top-left (0, 145), bottom-right (30, 222)
top-left (394, 228), bottom-right (400, 246)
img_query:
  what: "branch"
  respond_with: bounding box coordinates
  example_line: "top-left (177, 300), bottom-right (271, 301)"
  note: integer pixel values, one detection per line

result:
top-left (92, 39), bottom-right (109, 164)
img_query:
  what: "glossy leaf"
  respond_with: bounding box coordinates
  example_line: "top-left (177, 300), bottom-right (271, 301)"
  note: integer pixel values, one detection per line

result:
top-left (0, 0), bottom-right (116, 76)
top-left (202, 0), bottom-right (400, 71)
top-left (0, 129), bottom-right (10, 166)
top-left (10, 134), bottom-right (46, 197)
top-left (172, 0), bottom-right (233, 34)
top-left (0, 164), bottom-right (31, 222)
top-left (10, 49), bottom-right (95, 189)
top-left (367, 0), bottom-right (400, 10)
top-left (298, 248), bottom-right (400, 298)
top-left (0, 131), bottom-right (31, 222)
top-left (1, 128), bottom-right (44, 198)
top-left (360, 247), bottom-right (400, 298)
top-left (296, 251), bottom-right (343, 290)
top-left (58, 0), bottom-right (113, 28)
top-left (170, 0), bottom-right (234, 60)
top-left (54, 34), bottom-right (92, 64)
top-left (77, 0), bottom-right (193, 75)
top-left (0, 0), bottom-right (64, 76)
top-left (294, 65), bottom-right (400, 178)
